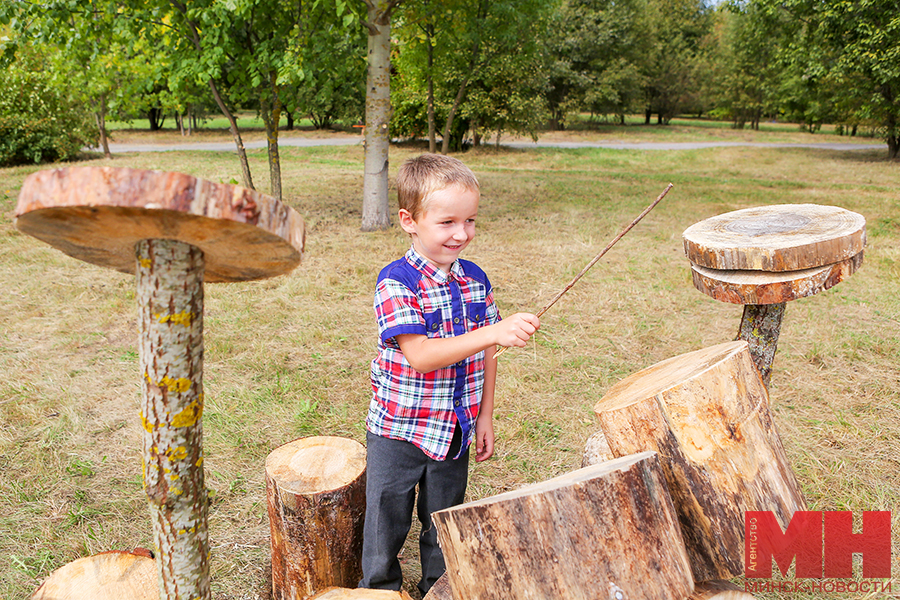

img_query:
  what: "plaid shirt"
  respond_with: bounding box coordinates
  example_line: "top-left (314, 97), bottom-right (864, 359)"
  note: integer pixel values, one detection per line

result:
top-left (367, 246), bottom-right (501, 460)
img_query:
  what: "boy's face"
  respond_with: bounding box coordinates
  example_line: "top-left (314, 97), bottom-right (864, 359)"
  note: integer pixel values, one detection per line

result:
top-left (399, 184), bottom-right (479, 273)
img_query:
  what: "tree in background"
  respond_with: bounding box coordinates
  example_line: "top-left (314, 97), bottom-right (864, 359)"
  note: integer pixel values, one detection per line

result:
top-left (360, 0), bottom-right (404, 232)
top-left (0, 44), bottom-right (96, 166)
top-left (546, 0), bottom-right (650, 129)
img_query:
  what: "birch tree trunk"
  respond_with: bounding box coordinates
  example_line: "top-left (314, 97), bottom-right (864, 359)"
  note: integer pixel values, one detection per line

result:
top-left (137, 239), bottom-right (210, 600)
top-left (361, 0), bottom-right (400, 232)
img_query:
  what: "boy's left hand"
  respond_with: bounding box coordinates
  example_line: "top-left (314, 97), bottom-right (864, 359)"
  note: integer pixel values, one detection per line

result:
top-left (475, 417), bottom-right (495, 462)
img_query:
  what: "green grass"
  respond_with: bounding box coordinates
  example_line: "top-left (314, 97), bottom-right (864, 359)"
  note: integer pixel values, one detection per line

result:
top-left (1, 123), bottom-right (898, 599)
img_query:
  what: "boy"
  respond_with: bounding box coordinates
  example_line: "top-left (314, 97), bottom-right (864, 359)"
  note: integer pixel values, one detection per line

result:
top-left (359, 154), bottom-right (540, 596)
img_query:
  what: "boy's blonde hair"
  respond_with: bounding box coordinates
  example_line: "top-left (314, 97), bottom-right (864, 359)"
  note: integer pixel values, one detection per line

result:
top-left (396, 154), bottom-right (480, 220)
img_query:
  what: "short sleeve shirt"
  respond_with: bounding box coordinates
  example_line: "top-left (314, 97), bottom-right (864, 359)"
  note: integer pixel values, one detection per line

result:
top-left (367, 246), bottom-right (501, 460)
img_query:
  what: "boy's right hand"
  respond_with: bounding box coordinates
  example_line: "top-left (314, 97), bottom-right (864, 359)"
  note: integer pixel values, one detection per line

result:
top-left (494, 313), bottom-right (540, 348)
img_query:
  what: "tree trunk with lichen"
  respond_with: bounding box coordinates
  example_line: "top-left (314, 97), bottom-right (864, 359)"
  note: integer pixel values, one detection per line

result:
top-left (262, 84), bottom-right (284, 202)
top-left (137, 239), bottom-right (209, 600)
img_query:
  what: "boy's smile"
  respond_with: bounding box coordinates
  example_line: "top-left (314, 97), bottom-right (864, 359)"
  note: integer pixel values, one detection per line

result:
top-left (399, 184), bottom-right (480, 273)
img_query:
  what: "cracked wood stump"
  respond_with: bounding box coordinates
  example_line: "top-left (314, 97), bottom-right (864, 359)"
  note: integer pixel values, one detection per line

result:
top-left (433, 452), bottom-right (694, 600)
top-left (31, 550), bottom-right (157, 600)
top-left (308, 588), bottom-right (413, 599)
top-left (682, 204), bottom-right (865, 386)
top-left (16, 166), bottom-right (305, 600)
top-left (593, 341), bottom-right (806, 582)
top-left (266, 437), bottom-right (367, 600)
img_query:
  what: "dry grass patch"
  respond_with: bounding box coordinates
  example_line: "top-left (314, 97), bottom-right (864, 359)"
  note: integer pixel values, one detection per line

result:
top-left (1, 138), bottom-right (898, 599)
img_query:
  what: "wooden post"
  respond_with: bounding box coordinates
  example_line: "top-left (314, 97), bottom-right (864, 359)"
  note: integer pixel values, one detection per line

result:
top-left (683, 204), bottom-right (865, 386)
top-left (31, 550), bottom-right (157, 600)
top-left (433, 452), bottom-right (695, 600)
top-left (266, 437), bottom-right (367, 600)
top-left (16, 166), bottom-right (305, 600)
top-left (593, 341), bottom-right (806, 582)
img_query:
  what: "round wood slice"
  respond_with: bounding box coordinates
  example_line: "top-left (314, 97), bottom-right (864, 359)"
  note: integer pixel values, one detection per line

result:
top-left (266, 436), bottom-right (367, 600)
top-left (683, 204), bottom-right (865, 272)
top-left (690, 252), bottom-right (863, 304)
top-left (593, 341), bottom-right (805, 581)
top-left (15, 166), bottom-right (305, 282)
top-left (31, 551), bottom-right (157, 600)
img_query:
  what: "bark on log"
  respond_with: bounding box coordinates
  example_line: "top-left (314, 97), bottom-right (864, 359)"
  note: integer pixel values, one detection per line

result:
top-left (682, 204), bottom-right (865, 272)
top-left (736, 303), bottom-right (786, 388)
top-left (422, 573), bottom-right (452, 600)
top-left (433, 451), bottom-right (694, 600)
top-left (581, 429), bottom-right (614, 467)
top-left (689, 253), bottom-right (863, 304)
top-left (267, 436), bottom-right (367, 600)
top-left (689, 580), bottom-right (755, 600)
top-left (593, 341), bottom-right (806, 582)
top-left (31, 551), bottom-right (157, 600)
top-left (308, 588), bottom-right (414, 599)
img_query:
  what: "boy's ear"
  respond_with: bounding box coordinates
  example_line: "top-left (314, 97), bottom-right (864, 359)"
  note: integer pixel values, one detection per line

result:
top-left (398, 209), bottom-right (417, 234)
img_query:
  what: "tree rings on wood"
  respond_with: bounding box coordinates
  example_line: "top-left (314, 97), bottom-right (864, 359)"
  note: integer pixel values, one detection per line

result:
top-left (690, 252), bottom-right (863, 304)
top-left (593, 341), bottom-right (805, 581)
top-left (15, 166), bottom-right (305, 282)
top-left (31, 550), bottom-right (157, 600)
top-left (266, 436), bottom-right (367, 599)
top-left (683, 204), bottom-right (865, 272)
top-left (433, 451), bottom-right (694, 600)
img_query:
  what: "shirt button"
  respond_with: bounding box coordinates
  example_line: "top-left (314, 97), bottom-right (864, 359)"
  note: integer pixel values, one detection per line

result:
top-left (431, 323), bottom-right (439, 330)
top-left (454, 400), bottom-right (461, 407)
top-left (453, 317), bottom-right (460, 324)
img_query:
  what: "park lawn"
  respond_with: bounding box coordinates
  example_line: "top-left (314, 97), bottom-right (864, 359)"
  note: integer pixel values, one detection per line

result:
top-left (0, 135), bottom-right (898, 599)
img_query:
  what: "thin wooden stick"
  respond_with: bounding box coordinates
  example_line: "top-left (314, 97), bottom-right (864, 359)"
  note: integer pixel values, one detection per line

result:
top-left (494, 183), bottom-right (674, 359)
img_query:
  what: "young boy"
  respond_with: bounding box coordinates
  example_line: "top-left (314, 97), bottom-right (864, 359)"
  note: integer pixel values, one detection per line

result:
top-left (359, 154), bottom-right (540, 596)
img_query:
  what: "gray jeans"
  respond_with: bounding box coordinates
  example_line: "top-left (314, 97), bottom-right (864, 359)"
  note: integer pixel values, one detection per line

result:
top-left (359, 427), bottom-right (468, 596)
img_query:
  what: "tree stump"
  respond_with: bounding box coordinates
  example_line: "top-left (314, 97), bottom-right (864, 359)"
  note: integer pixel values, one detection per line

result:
top-left (16, 166), bottom-right (305, 600)
top-left (31, 550), bottom-right (157, 600)
top-left (308, 588), bottom-right (413, 600)
top-left (682, 204), bottom-right (865, 386)
top-left (581, 429), bottom-right (614, 467)
top-left (593, 341), bottom-right (806, 582)
top-left (266, 436), bottom-right (367, 600)
top-left (433, 451), bottom-right (694, 600)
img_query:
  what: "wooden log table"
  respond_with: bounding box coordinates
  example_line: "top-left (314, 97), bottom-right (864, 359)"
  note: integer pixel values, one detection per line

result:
top-left (16, 166), bottom-right (305, 600)
top-left (683, 204), bottom-right (865, 386)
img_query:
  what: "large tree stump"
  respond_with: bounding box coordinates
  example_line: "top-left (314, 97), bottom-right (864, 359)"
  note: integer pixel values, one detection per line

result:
top-left (422, 573), bottom-right (452, 600)
top-left (433, 451), bottom-right (694, 600)
top-left (593, 341), bottom-right (806, 582)
top-left (266, 436), bottom-right (367, 600)
top-left (31, 550), bottom-right (157, 600)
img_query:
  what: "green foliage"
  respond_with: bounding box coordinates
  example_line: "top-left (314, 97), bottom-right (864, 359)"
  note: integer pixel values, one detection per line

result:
top-left (0, 50), bottom-right (95, 166)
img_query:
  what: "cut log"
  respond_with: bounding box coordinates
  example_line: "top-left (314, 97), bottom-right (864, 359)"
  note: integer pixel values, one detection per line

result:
top-left (593, 341), bottom-right (806, 582)
top-left (689, 580), bottom-right (755, 600)
top-left (267, 436), bottom-right (367, 600)
top-left (581, 429), bottom-right (614, 467)
top-left (31, 551), bottom-right (157, 600)
top-left (308, 588), bottom-right (414, 599)
top-left (682, 204), bottom-right (865, 272)
top-left (433, 451), bottom-right (694, 600)
top-left (689, 253), bottom-right (863, 304)
top-left (422, 573), bottom-right (452, 600)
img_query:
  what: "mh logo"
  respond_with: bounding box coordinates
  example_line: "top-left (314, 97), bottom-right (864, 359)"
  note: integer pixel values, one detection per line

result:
top-left (745, 511), bottom-right (892, 579)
